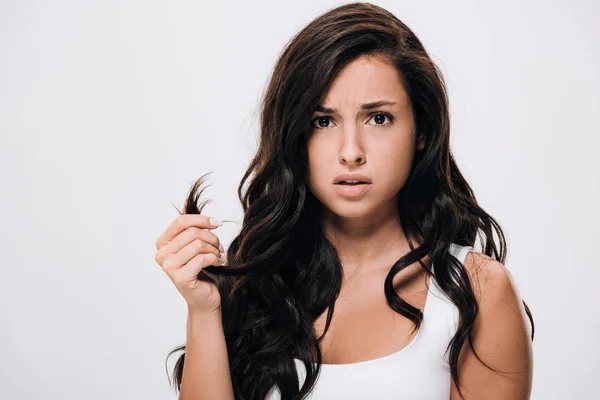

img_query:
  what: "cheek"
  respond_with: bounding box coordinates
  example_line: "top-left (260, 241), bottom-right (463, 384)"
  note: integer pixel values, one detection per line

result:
top-left (306, 145), bottom-right (322, 187)
top-left (307, 158), bottom-right (326, 190)
top-left (306, 135), bottom-right (416, 194)
top-left (372, 141), bottom-right (416, 187)
top-left (375, 137), bottom-right (415, 165)
top-left (306, 147), bottom-right (337, 200)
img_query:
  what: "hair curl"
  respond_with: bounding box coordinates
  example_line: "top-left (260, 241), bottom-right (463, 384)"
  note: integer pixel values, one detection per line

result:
top-left (165, 3), bottom-right (535, 399)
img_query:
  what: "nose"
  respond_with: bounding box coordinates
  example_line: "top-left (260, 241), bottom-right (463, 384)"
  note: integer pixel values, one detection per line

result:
top-left (339, 125), bottom-right (366, 166)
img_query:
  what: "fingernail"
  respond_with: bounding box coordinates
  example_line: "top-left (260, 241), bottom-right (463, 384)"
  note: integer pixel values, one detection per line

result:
top-left (209, 217), bottom-right (223, 227)
top-left (218, 243), bottom-right (224, 252)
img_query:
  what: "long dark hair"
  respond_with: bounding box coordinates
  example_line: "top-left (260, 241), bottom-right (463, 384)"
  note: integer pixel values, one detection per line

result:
top-left (166, 3), bottom-right (535, 399)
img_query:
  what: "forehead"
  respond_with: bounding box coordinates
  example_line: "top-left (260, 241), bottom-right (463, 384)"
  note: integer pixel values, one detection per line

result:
top-left (319, 55), bottom-right (409, 106)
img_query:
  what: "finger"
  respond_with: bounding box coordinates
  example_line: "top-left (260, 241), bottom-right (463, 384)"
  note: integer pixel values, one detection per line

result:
top-left (181, 253), bottom-right (222, 278)
top-left (170, 252), bottom-right (221, 288)
top-left (155, 227), bottom-right (221, 266)
top-left (161, 238), bottom-right (221, 272)
top-left (155, 214), bottom-right (223, 250)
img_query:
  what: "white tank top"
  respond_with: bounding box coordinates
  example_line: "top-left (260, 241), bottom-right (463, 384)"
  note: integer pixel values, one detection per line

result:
top-left (265, 243), bottom-right (474, 399)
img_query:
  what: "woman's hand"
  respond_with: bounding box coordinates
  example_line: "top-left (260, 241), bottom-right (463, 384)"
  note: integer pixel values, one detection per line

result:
top-left (154, 214), bottom-right (225, 316)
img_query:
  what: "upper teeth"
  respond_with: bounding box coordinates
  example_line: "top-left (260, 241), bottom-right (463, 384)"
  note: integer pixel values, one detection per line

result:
top-left (342, 180), bottom-right (362, 183)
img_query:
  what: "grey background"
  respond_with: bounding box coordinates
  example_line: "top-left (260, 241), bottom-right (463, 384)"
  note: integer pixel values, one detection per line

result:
top-left (1, 0), bottom-right (598, 399)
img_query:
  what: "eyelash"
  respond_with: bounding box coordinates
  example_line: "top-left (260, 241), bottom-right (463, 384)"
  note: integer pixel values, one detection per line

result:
top-left (310, 112), bottom-right (395, 130)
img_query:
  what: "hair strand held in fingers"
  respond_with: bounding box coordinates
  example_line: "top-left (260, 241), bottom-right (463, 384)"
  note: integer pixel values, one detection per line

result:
top-left (164, 3), bottom-right (535, 399)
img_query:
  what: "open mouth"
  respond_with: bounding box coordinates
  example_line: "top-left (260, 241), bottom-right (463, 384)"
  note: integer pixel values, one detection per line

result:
top-left (333, 181), bottom-right (373, 198)
top-left (335, 181), bottom-right (371, 185)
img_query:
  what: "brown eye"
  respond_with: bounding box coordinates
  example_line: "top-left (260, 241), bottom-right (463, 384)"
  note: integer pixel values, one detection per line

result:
top-left (374, 114), bottom-right (386, 124)
top-left (311, 116), bottom-right (334, 129)
top-left (367, 112), bottom-right (394, 127)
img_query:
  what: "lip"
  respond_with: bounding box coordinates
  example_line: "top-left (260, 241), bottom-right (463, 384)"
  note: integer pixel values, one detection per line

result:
top-left (333, 181), bottom-right (373, 198)
top-left (333, 173), bottom-right (372, 184)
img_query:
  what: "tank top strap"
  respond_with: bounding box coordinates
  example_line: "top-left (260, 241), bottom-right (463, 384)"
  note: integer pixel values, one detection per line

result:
top-left (420, 242), bottom-right (474, 360)
top-left (448, 242), bottom-right (475, 266)
top-left (429, 243), bottom-right (475, 297)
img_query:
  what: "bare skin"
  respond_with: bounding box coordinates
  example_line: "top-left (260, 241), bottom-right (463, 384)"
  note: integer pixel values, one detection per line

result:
top-left (313, 253), bottom-right (433, 365)
top-left (306, 53), bottom-right (428, 362)
top-left (155, 53), bottom-right (533, 399)
top-left (305, 54), bottom-right (533, 398)
top-left (307, 54), bottom-right (423, 281)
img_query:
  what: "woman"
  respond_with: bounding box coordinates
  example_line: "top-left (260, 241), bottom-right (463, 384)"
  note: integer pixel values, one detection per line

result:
top-left (154, 2), bottom-right (535, 399)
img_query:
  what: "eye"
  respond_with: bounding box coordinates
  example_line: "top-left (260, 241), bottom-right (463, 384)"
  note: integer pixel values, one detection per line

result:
top-left (310, 116), bottom-right (336, 130)
top-left (367, 112), bottom-right (394, 127)
top-left (310, 112), bottom-right (395, 130)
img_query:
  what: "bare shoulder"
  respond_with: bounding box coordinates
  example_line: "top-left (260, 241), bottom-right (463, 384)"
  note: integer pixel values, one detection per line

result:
top-left (449, 249), bottom-right (534, 399)
top-left (462, 250), bottom-right (516, 301)
top-left (461, 249), bottom-right (532, 342)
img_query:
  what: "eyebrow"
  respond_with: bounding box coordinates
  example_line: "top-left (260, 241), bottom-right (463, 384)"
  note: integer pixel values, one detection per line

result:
top-left (314, 100), bottom-right (397, 114)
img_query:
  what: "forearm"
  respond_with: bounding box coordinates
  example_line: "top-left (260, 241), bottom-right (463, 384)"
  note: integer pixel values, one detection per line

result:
top-left (179, 310), bottom-right (235, 400)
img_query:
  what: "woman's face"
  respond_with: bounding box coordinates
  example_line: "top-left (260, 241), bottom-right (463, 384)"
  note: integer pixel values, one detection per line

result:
top-left (306, 55), bottom-right (424, 221)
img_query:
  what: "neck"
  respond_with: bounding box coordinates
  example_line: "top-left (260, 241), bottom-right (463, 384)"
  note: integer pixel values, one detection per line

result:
top-left (321, 202), bottom-right (412, 279)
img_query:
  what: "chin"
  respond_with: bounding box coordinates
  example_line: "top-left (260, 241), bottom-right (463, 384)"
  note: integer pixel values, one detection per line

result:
top-left (321, 200), bottom-right (376, 220)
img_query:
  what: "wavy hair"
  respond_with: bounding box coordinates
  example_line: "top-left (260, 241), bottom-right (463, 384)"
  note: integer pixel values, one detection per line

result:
top-left (166, 3), bottom-right (535, 399)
